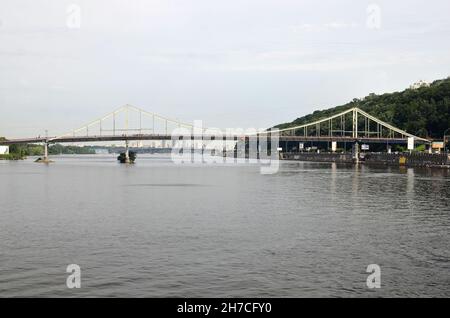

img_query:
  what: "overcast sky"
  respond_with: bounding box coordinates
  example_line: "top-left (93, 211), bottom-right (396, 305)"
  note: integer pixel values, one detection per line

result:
top-left (1, 0), bottom-right (450, 137)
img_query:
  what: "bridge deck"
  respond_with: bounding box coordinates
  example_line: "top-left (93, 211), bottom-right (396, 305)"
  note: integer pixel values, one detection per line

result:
top-left (0, 134), bottom-right (428, 145)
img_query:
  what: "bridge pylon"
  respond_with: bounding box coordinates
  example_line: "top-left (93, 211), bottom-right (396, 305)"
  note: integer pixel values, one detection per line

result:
top-left (35, 140), bottom-right (52, 163)
top-left (125, 140), bottom-right (130, 164)
top-left (44, 142), bottom-right (48, 161)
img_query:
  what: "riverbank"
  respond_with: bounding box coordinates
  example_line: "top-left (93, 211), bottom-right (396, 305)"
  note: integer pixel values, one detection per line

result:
top-left (0, 153), bottom-right (24, 160)
top-left (281, 152), bottom-right (450, 168)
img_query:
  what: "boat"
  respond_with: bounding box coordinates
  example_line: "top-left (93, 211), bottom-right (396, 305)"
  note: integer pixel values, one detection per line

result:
top-left (117, 151), bottom-right (136, 163)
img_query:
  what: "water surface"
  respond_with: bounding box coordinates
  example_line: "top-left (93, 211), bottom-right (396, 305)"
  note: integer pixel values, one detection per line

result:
top-left (0, 155), bottom-right (449, 297)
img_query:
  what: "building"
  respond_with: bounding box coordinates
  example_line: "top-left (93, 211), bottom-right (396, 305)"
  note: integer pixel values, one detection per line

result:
top-left (409, 80), bottom-right (430, 90)
top-left (0, 146), bottom-right (9, 155)
top-left (133, 141), bottom-right (144, 148)
top-left (94, 148), bottom-right (109, 154)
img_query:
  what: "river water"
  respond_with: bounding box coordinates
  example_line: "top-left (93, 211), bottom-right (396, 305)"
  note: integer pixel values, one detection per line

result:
top-left (0, 154), bottom-right (449, 297)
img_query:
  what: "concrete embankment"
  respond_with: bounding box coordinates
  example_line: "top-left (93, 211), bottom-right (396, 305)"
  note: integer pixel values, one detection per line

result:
top-left (281, 152), bottom-right (354, 163)
top-left (282, 152), bottom-right (450, 168)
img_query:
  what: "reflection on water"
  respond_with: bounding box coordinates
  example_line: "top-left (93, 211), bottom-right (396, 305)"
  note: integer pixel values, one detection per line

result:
top-left (0, 155), bottom-right (449, 297)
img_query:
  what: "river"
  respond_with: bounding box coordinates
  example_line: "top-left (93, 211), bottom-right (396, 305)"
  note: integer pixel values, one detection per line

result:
top-left (0, 154), bottom-right (448, 297)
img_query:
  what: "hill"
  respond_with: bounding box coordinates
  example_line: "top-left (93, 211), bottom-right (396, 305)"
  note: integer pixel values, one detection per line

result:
top-left (275, 77), bottom-right (450, 139)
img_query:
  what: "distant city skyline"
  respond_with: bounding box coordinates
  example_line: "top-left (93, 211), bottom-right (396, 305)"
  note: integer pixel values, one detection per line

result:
top-left (1, 0), bottom-right (450, 137)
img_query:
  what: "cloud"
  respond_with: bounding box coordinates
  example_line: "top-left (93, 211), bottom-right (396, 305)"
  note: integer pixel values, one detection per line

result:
top-left (201, 52), bottom-right (437, 72)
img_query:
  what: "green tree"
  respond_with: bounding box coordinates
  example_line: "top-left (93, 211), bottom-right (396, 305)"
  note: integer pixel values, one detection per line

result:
top-left (275, 76), bottom-right (450, 139)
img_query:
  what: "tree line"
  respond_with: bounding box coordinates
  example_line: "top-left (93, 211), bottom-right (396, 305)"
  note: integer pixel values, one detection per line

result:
top-left (0, 141), bottom-right (96, 160)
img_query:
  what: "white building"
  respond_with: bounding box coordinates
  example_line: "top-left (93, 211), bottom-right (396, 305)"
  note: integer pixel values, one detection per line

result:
top-left (410, 80), bottom-right (430, 90)
top-left (0, 146), bottom-right (9, 155)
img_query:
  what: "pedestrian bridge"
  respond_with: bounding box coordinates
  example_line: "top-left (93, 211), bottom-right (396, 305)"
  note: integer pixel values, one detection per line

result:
top-left (0, 104), bottom-right (431, 161)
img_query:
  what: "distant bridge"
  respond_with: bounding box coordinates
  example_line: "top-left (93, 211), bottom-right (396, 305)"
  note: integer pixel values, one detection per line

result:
top-left (0, 104), bottom-right (431, 161)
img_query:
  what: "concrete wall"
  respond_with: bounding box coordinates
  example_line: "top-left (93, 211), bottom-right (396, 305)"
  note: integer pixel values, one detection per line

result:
top-left (282, 152), bottom-right (450, 168)
top-left (365, 152), bottom-right (450, 167)
top-left (282, 152), bottom-right (354, 163)
top-left (0, 146), bottom-right (9, 155)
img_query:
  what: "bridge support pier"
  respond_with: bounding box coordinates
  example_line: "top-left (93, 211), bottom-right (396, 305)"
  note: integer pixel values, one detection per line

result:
top-left (35, 141), bottom-right (52, 163)
top-left (353, 142), bottom-right (360, 164)
top-left (125, 140), bottom-right (130, 163)
top-left (44, 142), bottom-right (48, 161)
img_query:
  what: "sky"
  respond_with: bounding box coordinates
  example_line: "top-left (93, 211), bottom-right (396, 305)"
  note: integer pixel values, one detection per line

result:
top-left (1, 0), bottom-right (450, 138)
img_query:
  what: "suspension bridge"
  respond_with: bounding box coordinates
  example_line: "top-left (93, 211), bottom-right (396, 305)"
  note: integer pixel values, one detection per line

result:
top-left (264, 107), bottom-right (430, 144)
top-left (0, 104), bottom-right (431, 162)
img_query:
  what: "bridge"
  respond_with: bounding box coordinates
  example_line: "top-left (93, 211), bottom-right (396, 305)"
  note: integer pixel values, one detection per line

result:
top-left (0, 104), bottom-right (431, 162)
top-left (264, 107), bottom-right (430, 142)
